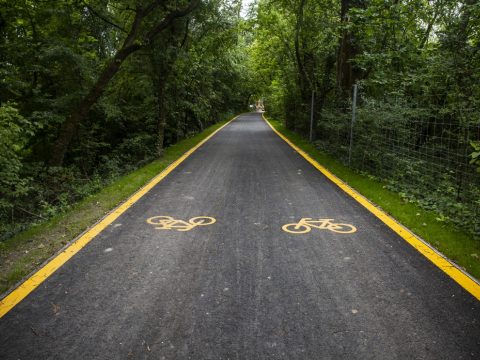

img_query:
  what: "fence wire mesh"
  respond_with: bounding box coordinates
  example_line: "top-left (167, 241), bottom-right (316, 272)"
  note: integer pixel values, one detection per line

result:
top-left (316, 94), bottom-right (480, 237)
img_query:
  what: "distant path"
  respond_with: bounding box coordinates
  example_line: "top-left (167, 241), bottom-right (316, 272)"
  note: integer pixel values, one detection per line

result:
top-left (1, 113), bottom-right (479, 359)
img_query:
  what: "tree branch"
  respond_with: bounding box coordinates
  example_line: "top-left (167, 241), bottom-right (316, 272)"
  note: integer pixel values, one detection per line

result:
top-left (83, 2), bottom-right (127, 33)
top-left (180, 18), bottom-right (190, 48)
top-left (145, 0), bottom-right (201, 42)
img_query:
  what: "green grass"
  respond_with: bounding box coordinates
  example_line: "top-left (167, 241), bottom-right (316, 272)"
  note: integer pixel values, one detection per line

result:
top-left (0, 119), bottom-right (230, 295)
top-left (267, 118), bottom-right (480, 280)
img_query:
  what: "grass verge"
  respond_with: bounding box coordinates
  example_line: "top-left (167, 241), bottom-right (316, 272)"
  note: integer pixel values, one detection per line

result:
top-left (0, 119), bottom-right (230, 295)
top-left (267, 118), bottom-right (480, 280)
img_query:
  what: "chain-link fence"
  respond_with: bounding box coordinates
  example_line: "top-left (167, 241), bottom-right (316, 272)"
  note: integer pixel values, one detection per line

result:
top-left (316, 93), bottom-right (480, 237)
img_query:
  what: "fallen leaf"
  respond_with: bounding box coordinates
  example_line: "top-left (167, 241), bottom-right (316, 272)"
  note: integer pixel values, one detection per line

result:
top-left (52, 303), bottom-right (60, 315)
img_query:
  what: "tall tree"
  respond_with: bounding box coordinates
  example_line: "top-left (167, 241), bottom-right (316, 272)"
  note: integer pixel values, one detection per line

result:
top-left (49, 0), bottom-right (201, 166)
top-left (336, 0), bottom-right (366, 102)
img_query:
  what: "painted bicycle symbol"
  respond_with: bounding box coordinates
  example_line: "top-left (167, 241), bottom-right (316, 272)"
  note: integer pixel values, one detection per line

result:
top-left (282, 218), bottom-right (357, 234)
top-left (146, 216), bottom-right (216, 232)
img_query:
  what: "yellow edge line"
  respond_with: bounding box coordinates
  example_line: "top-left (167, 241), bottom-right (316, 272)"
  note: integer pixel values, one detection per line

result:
top-left (0, 116), bottom-right (238, 318)
top-left (262, 114), bottom-right (480, 301)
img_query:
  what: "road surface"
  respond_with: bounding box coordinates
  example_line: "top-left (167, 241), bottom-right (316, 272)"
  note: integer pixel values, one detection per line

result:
top-left (1, 113), bottom-right (479, 359)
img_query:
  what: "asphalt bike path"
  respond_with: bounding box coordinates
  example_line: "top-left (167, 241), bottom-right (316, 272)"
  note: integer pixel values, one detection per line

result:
top-left (0, 113), bottom-right (479, 359)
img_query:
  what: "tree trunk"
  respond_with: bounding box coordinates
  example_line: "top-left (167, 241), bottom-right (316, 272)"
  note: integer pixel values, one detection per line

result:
top-left (156, 92), bottom-right (167, 156)
top-left (336, 0), bottom-right (366, 104)
top-left (312, 54), bottom-right (335, 140)
top-left (149, 20), bottom-right (188, 156)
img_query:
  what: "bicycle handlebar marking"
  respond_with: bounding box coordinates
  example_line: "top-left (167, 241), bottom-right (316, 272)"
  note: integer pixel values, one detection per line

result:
top-left (282, 218), bottom-right (357, 234)
top-left (146, 216), bottom-right (216, 232)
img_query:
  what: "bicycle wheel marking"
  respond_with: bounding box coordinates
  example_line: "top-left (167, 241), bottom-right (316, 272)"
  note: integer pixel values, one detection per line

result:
top-left (282, 218), bottom-right (357, 235)
top-left (146, 216), bottom-right (216, 232)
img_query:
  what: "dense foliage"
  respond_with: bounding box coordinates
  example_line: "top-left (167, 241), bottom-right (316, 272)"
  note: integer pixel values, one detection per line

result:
top-left (249, 0), bottom-right (480, 236)
top-left (0, 0), bottom-right (250, 239)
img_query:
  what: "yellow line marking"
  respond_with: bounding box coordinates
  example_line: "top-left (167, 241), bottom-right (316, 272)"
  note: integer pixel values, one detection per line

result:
top-left (146, 216), bottom-right (216, 232)
top-left (0, 116), bottom-right (238, 318)
top-left (282, 218), bottom-right (357, 234)
top-left (263, 114), bottom-right (480, 301)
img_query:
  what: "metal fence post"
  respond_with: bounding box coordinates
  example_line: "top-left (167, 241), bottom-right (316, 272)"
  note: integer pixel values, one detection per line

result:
top-left (348, 84), bottom-right (358, 166)
top-left (309, 90), bottom-right (315, 142)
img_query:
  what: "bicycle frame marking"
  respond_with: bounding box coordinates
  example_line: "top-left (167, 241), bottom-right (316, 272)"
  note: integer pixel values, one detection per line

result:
top-left (146, 216), bottom-right (216, 232)
top-left (282, 218), bottom-right (357, 234)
